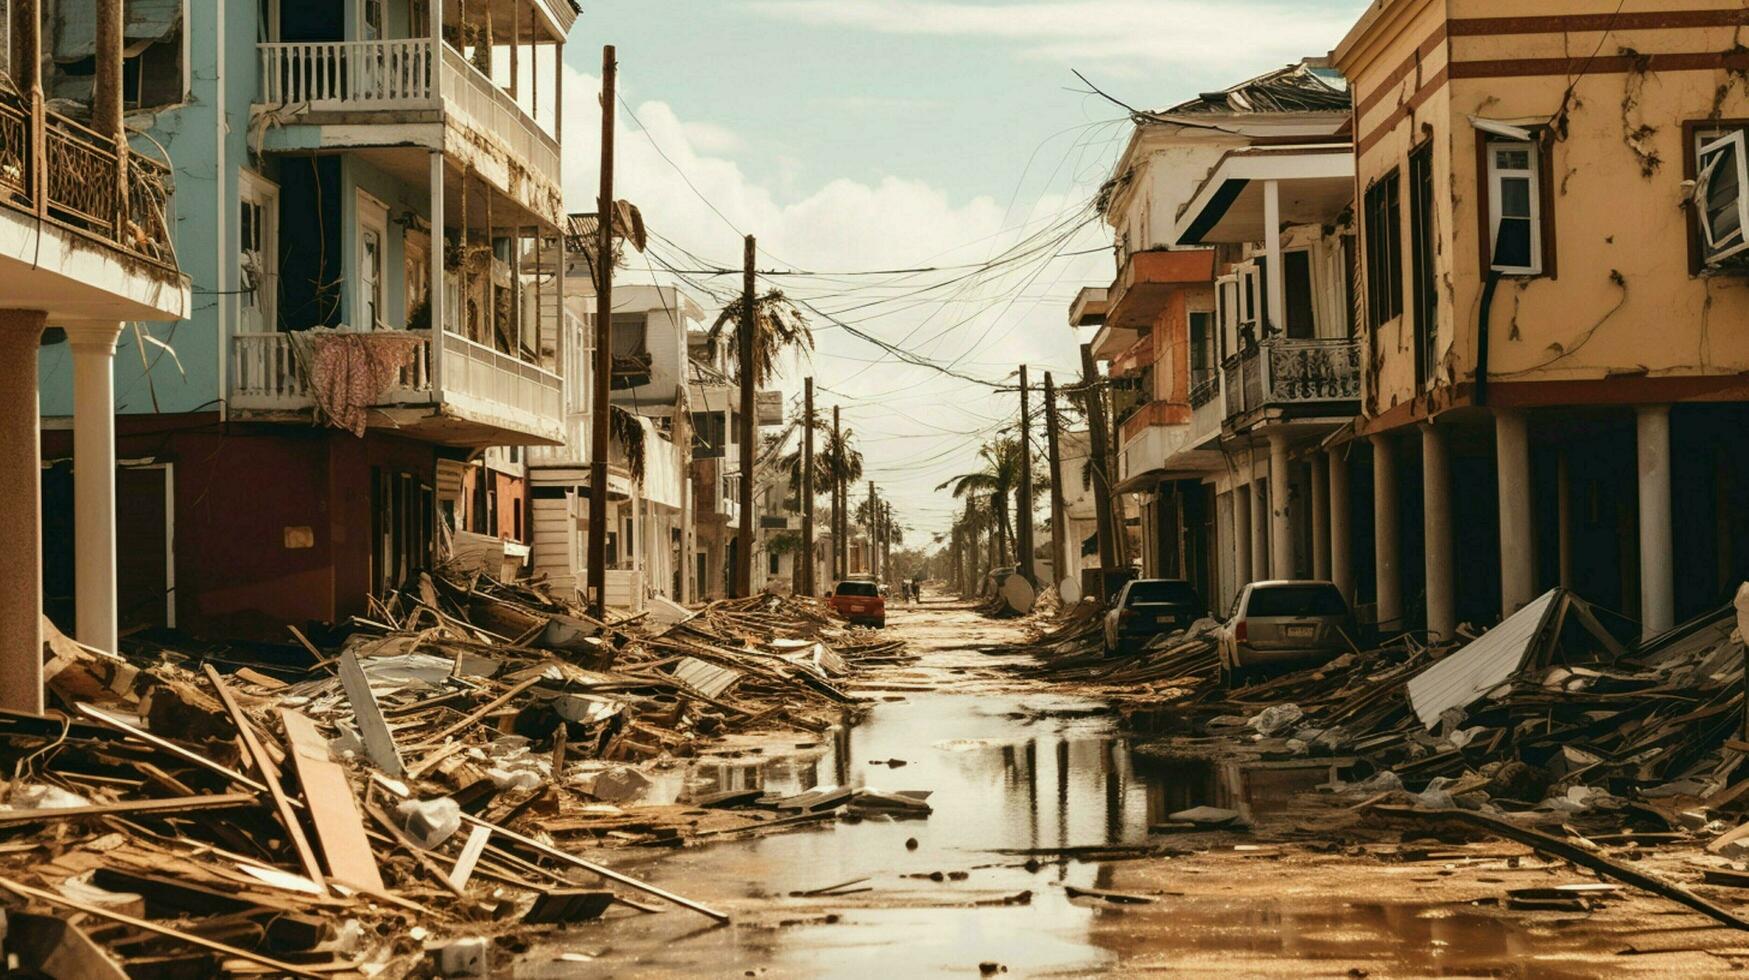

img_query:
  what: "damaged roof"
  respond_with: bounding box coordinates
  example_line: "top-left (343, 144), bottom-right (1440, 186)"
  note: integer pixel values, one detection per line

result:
top-left (1161, 61), bottom-right (1351, 116)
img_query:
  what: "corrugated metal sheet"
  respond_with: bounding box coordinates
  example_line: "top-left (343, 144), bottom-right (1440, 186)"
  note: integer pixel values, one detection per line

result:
top-left (668, 657), bottom-right (742, 700)
top-left (1407, 589), bottom-right (1559, 729)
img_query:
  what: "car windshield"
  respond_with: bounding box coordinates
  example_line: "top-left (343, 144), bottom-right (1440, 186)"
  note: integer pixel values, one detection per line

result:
top-left (1126, 581), bottom-right (1199, 606)
top-left (1246, 584), bottom-right (1348, 617)
top-left (836, 581), bottom-right (878, 597)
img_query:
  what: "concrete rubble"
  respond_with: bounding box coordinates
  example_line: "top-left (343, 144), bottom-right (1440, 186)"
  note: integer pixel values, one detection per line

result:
top-left (0, 569), bottom-right (911, 976)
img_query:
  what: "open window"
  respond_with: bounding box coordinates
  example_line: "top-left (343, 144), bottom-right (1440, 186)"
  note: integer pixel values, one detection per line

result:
top-left (1485, 140), bottom-right (1543, 274)
top-left (1697, 130), bottom-right (1749, 266)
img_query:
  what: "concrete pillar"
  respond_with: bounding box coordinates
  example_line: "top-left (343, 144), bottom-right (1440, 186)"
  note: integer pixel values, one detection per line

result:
top-left (1421, 423), bottom-right (1455, 641)
top-left (1329, 449), bottom-right (1353, 601)
top-left (1372, 434), bottom-right (1401, 630)
top-left (0, 310), bottom-right (47, 713)
top-left (1495, 409), bottom-right (1535, 615)
top-left (1233, 484), bottom-right (1253, 589)
top-left (1556, 448), bottom-right (1573, 590)
top-left (1267, 431), bottom-right (1292, 578)
top-left (1311, 453), bottom-right (1330, 580)
top-left (69, 323), bottom-right (124, 654)
top-left (1249, 476), bottom-right (1269, 584)
top-left (1636, 405), bottom-right (1675, 639)
top-left (1263, 179), bottom-right (1285, 333)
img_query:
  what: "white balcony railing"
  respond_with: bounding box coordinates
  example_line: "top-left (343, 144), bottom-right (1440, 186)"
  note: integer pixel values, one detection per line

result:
top-left (230, 328), bottom-right (560, 440)
top-left (257, 38), bottom-right (559, 184)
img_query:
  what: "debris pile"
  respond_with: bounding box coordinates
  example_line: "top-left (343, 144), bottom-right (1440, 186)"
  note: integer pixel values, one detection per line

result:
top-left (3, 571), bottom-right (908, 976)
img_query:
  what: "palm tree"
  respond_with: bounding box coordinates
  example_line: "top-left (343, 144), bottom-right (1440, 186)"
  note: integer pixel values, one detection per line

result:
top-left (937, 437), bottom-right (1024, 565)
top-left (708, 288), bottom-right (813, 386)
top-left (784, 419), bottom-right (863, 578)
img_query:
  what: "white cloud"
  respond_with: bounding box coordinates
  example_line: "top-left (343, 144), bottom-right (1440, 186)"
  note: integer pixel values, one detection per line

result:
top-left (561, 64), bottom-right (1111, 539)
top-left (743, 0), bottom-right (1362, 71)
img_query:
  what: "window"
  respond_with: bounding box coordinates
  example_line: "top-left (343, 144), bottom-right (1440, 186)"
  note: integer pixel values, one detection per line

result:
top-left (1409, 143), bottom-right (1438, 387)
top-left (1283, 250), bottom-right (1314, 339)
top-left (1363, 170), bottom-right (1403, 328)
top-left (1216, 276), bottom-right (1241, 360)
top-left (1697, 130), bottom-right (1749, 265)
top-left (1188, 311), bottom-right (1215, 376)
top-left (362, 0), bottom-right (385, 40)
top-left (611, 313), bottom-right (648, 354)
top-left (1486, 140), bottom-right (1542, 274)
top-left (769, 550), bottom-right (781, 575)
top-left (1237, 264), bottom-right (1263, 346)
top-left (357, 192), bottom-right (390, 330)
top-left (1243, 582), bottom-right (1348, 617)
top-left (691, 411), bottom-right (727, 458)
top-left (405, 231), bottom-right (431, 329)
top-left (239, 172), bottom-right (278, 334)
top-left (47, 0), bottom-right (185, 111)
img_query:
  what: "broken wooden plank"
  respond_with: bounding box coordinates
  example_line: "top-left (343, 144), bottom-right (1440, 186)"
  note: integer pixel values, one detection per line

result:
top-left (337, 650), bottom-right (405, 778)
top-left (0, 792), bottom-right (257, 826)
top-left (447, 823), bottom-right (493, 891)
top-left (409, 675), bottom-right (544, 748)
top-left (73, 703), bottom-right (270, 795)
top-left (0, 874), bottom-right (324, 979)
top-left (280, 708), bottom-right (384, 893)
top-left (523, 889), bottom-right (613, 924)
top-left (5, 911), bottom-right (128, 980)
top-left (203, 665), bottom-right (328, 898)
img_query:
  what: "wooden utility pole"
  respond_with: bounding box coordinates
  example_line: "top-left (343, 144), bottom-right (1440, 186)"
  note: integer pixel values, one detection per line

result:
top-left (866, 481), bottom-right (877, 579)
top-left (1017, 365), bottom-right (1036, 586)
top-left (1080, 343), bottom-right (1118, 574)
top-left (801, 377), bottom-right (817, 597)
top-left (1043, 371), bottom-right (1066, 592)
top-left (585, 46), bottom-right (616, 618)
top-left (831, 404), bottom-right (842, 581)
top-left (881, 501), bottom-right (893, 588)
top-left (735, 235), bottom-right (757, 597)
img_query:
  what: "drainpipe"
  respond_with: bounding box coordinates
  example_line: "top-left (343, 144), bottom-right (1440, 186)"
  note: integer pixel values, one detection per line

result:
top-left (1474, 269), bottom-right (1503, 407)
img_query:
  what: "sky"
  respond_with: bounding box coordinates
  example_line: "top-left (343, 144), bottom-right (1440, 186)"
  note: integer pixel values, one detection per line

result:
top-left (555, 0), bottom-right (1371, 544)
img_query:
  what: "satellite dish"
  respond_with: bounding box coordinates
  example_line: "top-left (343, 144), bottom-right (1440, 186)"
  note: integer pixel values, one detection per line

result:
top-left (1059, 577), bottom-right (1082, 605)
top-left (1002, 574), bottom-right (1036, 616)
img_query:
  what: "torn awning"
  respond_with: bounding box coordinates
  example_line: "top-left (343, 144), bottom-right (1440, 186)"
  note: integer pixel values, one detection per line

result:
top-left (53, 0), bottom-right (181, 62)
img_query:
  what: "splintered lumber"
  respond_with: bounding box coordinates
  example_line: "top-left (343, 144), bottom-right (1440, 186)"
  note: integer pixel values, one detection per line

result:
top-left (0, 792), bottom-right (257, 826)
top-left (448, 824), bottom-right (493, 891)
top-left (203, 665), bottom-right (329, 897)
top-left (280, 708), bottom-right (384, 893)
top-left (73, 703), bottom-right (270, 795)
top-left (411, 675), bottom-right (544, 748)
top-left (1378, 805), bottom-right (1749, 931)
top-left (0, 874), bottom-right (325, 979)
top-left (337, 650), bottom-right (405, 778)
top-left (459, 812), bottom-right (730, 923)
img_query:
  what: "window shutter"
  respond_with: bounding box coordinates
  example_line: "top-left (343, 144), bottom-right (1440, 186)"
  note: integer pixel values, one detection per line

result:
top-left (1698, 130), bottom-right (1749, 265)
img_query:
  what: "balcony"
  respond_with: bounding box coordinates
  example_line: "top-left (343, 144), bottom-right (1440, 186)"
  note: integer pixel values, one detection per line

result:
top-left (1221, 336), bottom-right (1360, 424)
top-left (230, 327), bottom-right (563, 446)
top-left (0, 84), bottom-right (186, 323)
top-left (254, 38), bottom-right (561, 222)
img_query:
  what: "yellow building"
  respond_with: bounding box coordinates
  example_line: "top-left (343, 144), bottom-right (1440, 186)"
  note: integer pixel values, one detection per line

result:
top-left (1331, 0), bottom-right (1749, 640)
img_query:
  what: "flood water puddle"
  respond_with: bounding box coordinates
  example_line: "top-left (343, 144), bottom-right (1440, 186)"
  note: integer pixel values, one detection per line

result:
top-left (527, 633), bottom-right (1627, 977)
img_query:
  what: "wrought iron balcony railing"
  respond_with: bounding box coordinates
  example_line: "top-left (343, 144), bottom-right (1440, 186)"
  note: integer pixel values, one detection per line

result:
top-left (1223, 336), bottom-right (1360, 419)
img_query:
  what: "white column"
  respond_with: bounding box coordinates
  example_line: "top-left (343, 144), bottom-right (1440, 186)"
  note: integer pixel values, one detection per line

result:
top-left (1372, 434), bottom-right (1401, 630)
top-left (1311, 453), bottom-right (1330, 581)
top-left (1556, 448), bottom-right (1573, 589)
top-left (69, 322), bottom-right (124, 654)
top-left (429, 150), bottom-right (445, 396)
top-left (1495, 409), bottom-right (1534, 615)
top-left (1249, 475), bottom-right (1269, 583)
top-left (1329, 449), bottom-right (1353, 601)
top-left (0, 311), bottom-right (47, 713)
top-left (1421, 423), bottom-right (1455, 641)
top-left (1263, 179), bottom-right (1285, 333)
top-left (1636, 405), bottom-right (1675, 639)
top-left (1233, 484), bottom-right (1253, 589)
top-left (1268, 430), bottom-right (1292, 578)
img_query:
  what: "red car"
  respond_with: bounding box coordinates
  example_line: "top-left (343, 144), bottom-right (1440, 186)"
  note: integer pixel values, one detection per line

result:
top-left (828, 579), bottom-right (885, 628)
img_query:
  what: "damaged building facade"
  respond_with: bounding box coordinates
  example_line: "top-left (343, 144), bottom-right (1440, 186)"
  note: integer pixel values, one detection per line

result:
top-left (1086, 1), bottom-right (1749, 641)
top-left (37, 0), bottom-right (580, 640)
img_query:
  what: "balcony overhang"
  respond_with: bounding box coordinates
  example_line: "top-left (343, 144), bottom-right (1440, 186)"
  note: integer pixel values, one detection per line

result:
top-left (1108, 334), bottom-right (1153, 378)
top-left (0, 209), bottom-right (187, 323)
top-left (1069, 286), bottom-right (1109, 328)
top-left (1174, 145), bottom-right (1355, 246)
top-left (1104, 249), bottom-right (1216, 334)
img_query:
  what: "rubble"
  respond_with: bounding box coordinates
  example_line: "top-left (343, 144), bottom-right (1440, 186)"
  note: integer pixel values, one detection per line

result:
top-left (0, 570), bottom-right (909, 974)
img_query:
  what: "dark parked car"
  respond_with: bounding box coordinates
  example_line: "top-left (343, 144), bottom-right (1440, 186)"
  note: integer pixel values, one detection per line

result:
top-left (1216, 580), bottom-right (1354, 687)
top-left (1102, 578), bottom-right (1203, 656)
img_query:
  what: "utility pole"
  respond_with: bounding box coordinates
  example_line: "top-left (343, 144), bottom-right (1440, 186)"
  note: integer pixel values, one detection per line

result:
top-left (882, 500), bottom-right (893, 589)
top-left (1017, 365), bottom-right (1036, 587)
top-left (1080, 343), bottom-right (1118, 576)
top-left (586, 45), bottom-right (615, 619)
top-left (867, 481), bottom-right (877, 579)
top-left (1044, 371), bottom-right (1066, 593)
top-left (801, 378), bottom-right (816, 597)
top-left (735, 234), bottom-right (757, 597)
top-left (832, 404), bottom-right (842, 581)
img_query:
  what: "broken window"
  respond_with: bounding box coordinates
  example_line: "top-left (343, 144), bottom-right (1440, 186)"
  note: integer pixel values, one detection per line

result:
top-left (691, 411), bottom-right (727, 459)
top-left (1696, 130), bottom-right (1749, 266)
top-left (1485, 140), bottom-right (1542, 274)
top-left (49, 0), bottom-right (184, 111)
top-left (1363, 169), bottom-right (1403, 328)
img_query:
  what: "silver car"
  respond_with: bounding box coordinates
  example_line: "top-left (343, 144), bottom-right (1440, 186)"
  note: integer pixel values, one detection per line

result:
top-left (1216, 580), bottom-right (1354, 687)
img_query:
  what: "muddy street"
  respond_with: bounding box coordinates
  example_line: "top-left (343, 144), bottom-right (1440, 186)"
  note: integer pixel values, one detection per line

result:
top-left (532, 598), bottom-right (1743, 978)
